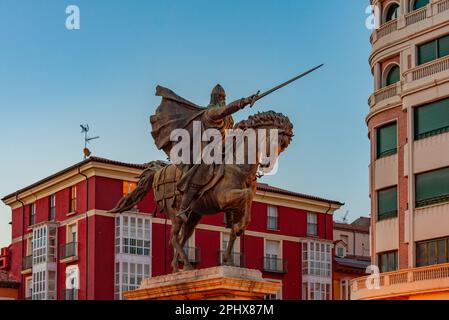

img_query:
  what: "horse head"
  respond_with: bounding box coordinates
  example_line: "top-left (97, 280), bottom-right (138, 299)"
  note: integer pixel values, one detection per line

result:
top-left (234, 111), bottom-right (294, 173)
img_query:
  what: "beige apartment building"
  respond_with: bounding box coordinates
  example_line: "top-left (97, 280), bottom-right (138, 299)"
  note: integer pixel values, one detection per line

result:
top-left (333, 217), bottom-right (370, 300)
top-left (351, 0), bottom-right (449, 300)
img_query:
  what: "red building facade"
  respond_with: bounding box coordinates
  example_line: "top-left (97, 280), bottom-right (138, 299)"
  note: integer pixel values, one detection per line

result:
top-left (1, 157), bottom-right (342, 300)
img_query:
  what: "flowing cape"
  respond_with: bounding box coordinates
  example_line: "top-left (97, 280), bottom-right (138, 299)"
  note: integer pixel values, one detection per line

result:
top-left (150, 85), bottom-right (206, 158)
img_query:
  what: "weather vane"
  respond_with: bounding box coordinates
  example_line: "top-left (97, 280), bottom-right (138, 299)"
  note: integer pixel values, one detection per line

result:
top-left (80, 124), bottom-right (100, 159)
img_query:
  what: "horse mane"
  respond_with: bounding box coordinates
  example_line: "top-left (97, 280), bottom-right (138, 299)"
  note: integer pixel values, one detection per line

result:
top-left (234, 110), bottom-right (294, 137)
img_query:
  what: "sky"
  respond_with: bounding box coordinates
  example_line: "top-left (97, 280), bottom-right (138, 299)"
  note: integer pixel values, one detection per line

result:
top-left (0, 0), bottom-right (373, 248)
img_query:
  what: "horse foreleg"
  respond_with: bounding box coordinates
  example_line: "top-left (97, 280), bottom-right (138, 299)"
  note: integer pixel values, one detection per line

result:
top-left (236, 188), bottom-right (253, 236)
top-left (178, 213), bottom-right (201, 271)
top-left (223, 228), bottom-right (237, 266)
top-left (170, 219), bottom-right (191, 273)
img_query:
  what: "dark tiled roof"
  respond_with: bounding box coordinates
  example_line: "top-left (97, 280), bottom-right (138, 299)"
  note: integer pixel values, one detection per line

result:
top-left (334, 221), bottom-right (370, 233)
top-left (2, 157), bottom-right (343, 207)
top-left (0, 270), bottom-right (19, 289)
top-left (256, 183), bottom-right (344, 206)
top-left (334, 256), bottom-right (371, 271)
top-left (1, 157), bottom-right (147, 201)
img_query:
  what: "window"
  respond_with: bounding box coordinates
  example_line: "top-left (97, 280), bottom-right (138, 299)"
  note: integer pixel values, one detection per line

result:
top-left (414, 97), bottom-right (449, 140)
top-left (69, 186), bottom-right (77, 213)
top-left (377, 187), bottom-right (398, 221)
top-left (337, 246), bottom-right (345, 257)
top-left (418, 34), bottom-right (449, 65)
top-left (30, 224), bottom-right (57, 300)
top-left (123, 181), bottom-right (138, 211)
top-left (302, 281), bottom-right (331, 301)
top-left (49, 195), bottom-right (55, 221)
top-left (30, 203), bottom-right (36, 226)
top-left (115, 261), bottom-right (150, 300)
top-left (385, 4), bottom-right (400, 22)
top-left (412, 0), bottom-right (429, 11)
top-left (115, 215), bottom-right (151, 256)
top-left (307, 212), bottom-right (318, 236)
top-left (302, 241), bottom-right (332, 300)
top-left (378, 251), bottom-right (398, 273)
top-left (302, 241), bottom-right (332, 277)
top-left (340, 279), bottom-right (350, 300)
top-left (220, 232), bottom-right (242, 266)
top-left (267, 205), bottom-right (278, 230)
top-left (25, 277), bottom-right (32, 300)
top-left (416, 237), bottom-right (449, 267)
top-left (376, 123), bottom-right (397, 158)
top-left (385, 65), bottom-right (400, 87)
top-left (67, 224), bottom-right (77, 243)
top-left (264, 280), bottom-right (282, 300)
top-left (264, 240), bottom-right (284, 272)
top-left (415, 167), bottom-right (449, 207)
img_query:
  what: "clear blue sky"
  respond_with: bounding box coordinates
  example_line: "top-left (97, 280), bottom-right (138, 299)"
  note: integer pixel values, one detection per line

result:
top-left (0, 0), bottom-right (372, 247)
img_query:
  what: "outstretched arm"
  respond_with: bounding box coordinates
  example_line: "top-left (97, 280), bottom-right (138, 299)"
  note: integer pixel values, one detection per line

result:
top-left (208, 95), bottom-right (257, 120)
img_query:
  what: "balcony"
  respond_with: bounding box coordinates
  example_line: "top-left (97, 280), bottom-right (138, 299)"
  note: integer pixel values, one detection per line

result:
top-left (368, 82), bottom-right (401, 109)
top-left (404, 55), bottom-right (449, 83)
top-left (217, 251), bottom-right (245, 267)
top-left (60, 242), bottom-right (78, 262)
top-left (405, 7), bottom-right (427, 26)
top-left (184, 246), bottom-right (201, 264)
top-left (371, 1), bottom-right (449, 49)
top-left (351, 263), bottom-right (449, 300)
top-left (61, 289), bottom-right (79, 300)
top-left (376, 20), bottom-right (397, 40)
top-left (21, 255), bottom-right (32, 272)
top-left (263, 257), bottom-right (288, 274)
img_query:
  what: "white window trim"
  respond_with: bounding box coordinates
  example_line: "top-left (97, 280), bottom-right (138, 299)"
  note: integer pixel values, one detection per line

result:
top-left (66, 221), bottom-right (78, 244)
top-left (267, 205), bottom-right (278, 230)
top-left (220, 232), bottom-right (241, 253)
top-left (264, 278), bottom-right (283, 300)
top-left (264, 238), bottom-right (282, 259)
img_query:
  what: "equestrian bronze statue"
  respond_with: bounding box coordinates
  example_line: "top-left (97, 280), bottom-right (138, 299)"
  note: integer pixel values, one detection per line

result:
top-left (110, 65), bottom-right (322, 272)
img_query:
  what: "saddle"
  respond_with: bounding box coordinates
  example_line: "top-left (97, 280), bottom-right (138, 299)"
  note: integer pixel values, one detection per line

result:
top-left (152, 165), bottom-right (183, 207)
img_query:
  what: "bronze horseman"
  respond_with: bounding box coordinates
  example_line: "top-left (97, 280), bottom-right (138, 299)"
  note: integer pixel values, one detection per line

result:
top-left (111, 65), bottom-right (321, 272)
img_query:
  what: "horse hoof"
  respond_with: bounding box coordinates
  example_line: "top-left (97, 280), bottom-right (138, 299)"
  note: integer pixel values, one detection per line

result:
top-left (183, 264), bottom-right (194, 271)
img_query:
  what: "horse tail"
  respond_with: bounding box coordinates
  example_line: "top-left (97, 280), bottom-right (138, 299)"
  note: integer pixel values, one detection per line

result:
top-left (109, 160), bottom-right (168, 213)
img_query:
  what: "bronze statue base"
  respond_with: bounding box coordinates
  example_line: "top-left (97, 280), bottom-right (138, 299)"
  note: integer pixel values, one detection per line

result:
top-left (123, 266), bottom-right (281, 300)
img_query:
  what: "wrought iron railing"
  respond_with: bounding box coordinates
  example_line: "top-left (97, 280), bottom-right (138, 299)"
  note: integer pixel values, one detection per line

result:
top-left (263, 257), bottom-right (288, 273)
top-left (218, 251), bottom-right (245, 267)
top-left (184, 246), bottom-right (201, 264)
top-left (60, 242), bottom-right (78, 260)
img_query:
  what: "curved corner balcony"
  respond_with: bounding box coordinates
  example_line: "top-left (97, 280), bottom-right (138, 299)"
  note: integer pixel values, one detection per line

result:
top-left (368, 82), bottom-right (402, 110)
top-left (371, 0), bottom-right (449, 52)
top-left (350, 263), bottom-right (449, 300)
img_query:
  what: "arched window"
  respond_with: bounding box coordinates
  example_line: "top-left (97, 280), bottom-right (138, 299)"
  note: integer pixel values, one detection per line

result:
top-left (385, 65), bottom-right (400, 86)
top-left (412, 0), bottom-right (429, 11)
top-left (385, 4), bottom-right (400, 23)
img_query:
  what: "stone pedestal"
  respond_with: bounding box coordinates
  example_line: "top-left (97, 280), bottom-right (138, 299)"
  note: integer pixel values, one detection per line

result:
top-left (123, 266), bottom-right (281, 300)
